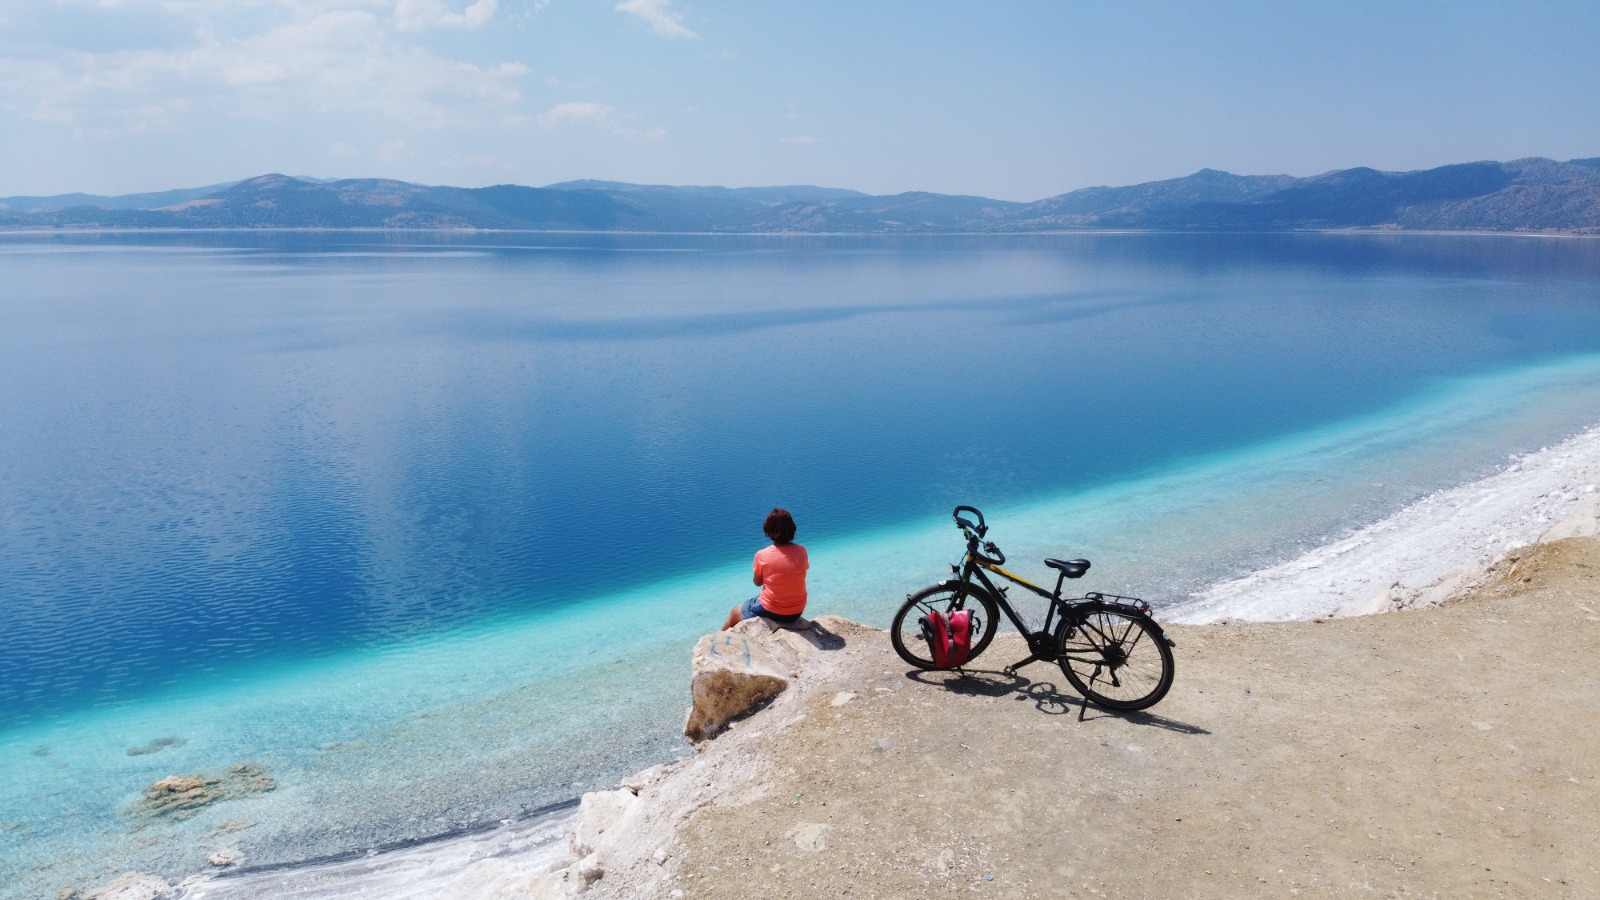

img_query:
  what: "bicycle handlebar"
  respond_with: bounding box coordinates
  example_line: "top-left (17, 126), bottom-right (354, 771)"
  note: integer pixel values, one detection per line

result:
top-left (952, 505), bottom-right (986, 537)
top-left (953, 505), bottom-right (1004, 564)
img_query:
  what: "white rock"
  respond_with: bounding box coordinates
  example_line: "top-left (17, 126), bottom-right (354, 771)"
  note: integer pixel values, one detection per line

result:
top-left (577, 854), bottom-right (604, 884)
top-left (82, 873), bottom-right (172, 900)
top-left (508, 869), bottom-right (583, 900)
top-left (786, 822), bottom-right (831, 852)
top-left (570, 789), bottom-right (639, 859)
top-left (682, 624), bottom-right (791, 742)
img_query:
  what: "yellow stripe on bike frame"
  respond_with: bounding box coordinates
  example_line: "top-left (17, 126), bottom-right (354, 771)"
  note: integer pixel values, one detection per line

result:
top-left (977, 560), bottom-right (1043, 591)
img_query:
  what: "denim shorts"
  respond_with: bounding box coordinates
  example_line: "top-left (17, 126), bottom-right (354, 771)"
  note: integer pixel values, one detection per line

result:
top-left (740, 595), bottom-right (802, 624)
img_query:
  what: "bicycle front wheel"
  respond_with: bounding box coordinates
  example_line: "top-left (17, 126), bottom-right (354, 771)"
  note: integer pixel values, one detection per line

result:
top-left (1055, 607), bottom-right (1174, 710)
top-left (889, 581), bottom-right (999, 669)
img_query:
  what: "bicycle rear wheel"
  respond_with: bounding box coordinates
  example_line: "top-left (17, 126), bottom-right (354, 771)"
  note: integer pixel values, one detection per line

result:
top-left (1054, 607), bottom-right (1174, 710)
top-left (890, 581), bottom-right (999, 669)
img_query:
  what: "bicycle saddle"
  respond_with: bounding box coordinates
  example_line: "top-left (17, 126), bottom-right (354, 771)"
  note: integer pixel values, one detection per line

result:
top-left (1044, 558), bottom-right (1091, 578)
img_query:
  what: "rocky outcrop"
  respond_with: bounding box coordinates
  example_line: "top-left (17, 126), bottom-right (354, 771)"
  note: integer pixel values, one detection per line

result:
top-left (682, 628), bottom-right (789, 742)
top-left (160, 617), bottom-right (858, 899)
top-left (682, 617), bottom-right (846, 742)
top-left (504, 615), bottom-right (857, 897)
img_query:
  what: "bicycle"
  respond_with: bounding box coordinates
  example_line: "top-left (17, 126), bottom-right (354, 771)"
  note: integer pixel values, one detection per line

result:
top-left (891, 505), bottom-right (1176, 711)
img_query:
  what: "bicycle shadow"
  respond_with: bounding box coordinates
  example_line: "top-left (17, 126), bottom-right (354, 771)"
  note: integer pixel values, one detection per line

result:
top-left (904, 666), bottom-right (1210, 735)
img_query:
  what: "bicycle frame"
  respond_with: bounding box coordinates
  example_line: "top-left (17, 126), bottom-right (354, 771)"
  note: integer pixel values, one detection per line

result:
top-left (950, 529), bottom-right (1165, 672)
top-left (950, 543), bottom-right (1085, 670)
top-left (959, 554), bottom-right (1067, 635)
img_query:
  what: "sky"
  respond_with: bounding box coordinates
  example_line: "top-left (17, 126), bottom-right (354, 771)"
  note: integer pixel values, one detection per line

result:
top-left (1, 0), bottom-right (1597, 201)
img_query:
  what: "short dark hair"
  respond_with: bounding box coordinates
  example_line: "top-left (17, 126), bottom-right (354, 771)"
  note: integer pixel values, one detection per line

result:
top-left (763, 508), bottom-right (796, 545)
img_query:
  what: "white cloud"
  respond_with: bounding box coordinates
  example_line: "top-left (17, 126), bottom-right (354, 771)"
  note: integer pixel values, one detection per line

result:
top-left (330, 140), bottom-right (359, 156)
top-left (615, 0), bottom-right (698, 40)
top-left (0, 5), bottom-right (532, 134)
top-left (394, 0), bottom-right (498, 32)
top-left (539, 101), bottom-right (616, 129)
top-left (536, 101), bottom-right (668, 143)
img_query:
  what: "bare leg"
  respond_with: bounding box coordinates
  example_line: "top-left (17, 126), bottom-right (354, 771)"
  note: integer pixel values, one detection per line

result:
top-left (721, 605), bottom-right (743, 631)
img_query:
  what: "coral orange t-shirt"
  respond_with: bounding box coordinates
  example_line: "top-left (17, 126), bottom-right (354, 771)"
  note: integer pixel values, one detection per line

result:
top-left (754, 543), bottom-right (809, 616)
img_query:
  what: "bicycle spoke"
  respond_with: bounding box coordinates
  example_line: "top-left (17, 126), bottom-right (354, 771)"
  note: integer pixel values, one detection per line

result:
top-left (1054, 608), bottom-right (1174, 711)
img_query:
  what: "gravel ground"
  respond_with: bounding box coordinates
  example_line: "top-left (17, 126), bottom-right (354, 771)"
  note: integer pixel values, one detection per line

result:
top-left (668, 537), bottom-right (1600, 898)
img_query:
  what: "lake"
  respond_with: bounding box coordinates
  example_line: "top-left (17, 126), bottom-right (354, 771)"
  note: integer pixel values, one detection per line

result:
top-left (3, 231), bottom-right (1600, 896)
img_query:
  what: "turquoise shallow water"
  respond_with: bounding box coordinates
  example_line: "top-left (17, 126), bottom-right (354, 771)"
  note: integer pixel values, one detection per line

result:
top-left (3, 232), bottom-right (1600, 896)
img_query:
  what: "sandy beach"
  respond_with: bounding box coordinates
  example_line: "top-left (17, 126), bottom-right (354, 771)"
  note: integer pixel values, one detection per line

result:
top-left (94, 423), bottom-right (1600, 899)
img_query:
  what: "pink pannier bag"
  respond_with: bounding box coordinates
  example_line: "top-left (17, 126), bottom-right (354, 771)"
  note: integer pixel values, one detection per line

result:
top-left (919, 609), bottom-right (973, 669)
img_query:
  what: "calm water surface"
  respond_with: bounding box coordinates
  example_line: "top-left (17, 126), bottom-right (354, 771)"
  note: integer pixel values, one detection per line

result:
top-left (2, 231), bottom-right (1600, 895)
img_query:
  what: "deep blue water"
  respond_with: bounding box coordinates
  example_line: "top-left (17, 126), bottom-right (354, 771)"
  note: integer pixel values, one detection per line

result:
top-left (4, 232), bottom-right (1600, 729)
top-left (5, 231), bottom-right (1600, 896)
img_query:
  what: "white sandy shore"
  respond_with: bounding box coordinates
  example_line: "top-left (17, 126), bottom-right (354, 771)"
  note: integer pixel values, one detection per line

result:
top-left (173, 807), bottom-right (575, 899)
top-left (155, 420), bottom-right (1600, 900)
top-left (1165, 421), bottom-right (1600, 623)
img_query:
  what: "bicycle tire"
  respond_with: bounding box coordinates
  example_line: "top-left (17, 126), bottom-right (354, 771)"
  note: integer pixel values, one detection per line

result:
top-left (1054, 605), bottom-right (1174, 710)
top-left (889, 581), bottom-right (1000, 670)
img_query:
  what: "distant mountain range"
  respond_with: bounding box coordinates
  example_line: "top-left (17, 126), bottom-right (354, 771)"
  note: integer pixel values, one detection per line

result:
top-left (3, 157), bottom-right (1598, 233)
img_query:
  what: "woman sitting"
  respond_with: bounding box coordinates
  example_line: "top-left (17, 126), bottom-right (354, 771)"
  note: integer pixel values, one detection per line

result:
top-left (722, 508), bottom-right (808, 630)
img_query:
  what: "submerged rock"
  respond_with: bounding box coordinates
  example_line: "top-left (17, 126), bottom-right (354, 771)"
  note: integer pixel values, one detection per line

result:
top-left (126, 762), bottom-right (276, 821)
top-left (125, 736), bottom-right (186, 757)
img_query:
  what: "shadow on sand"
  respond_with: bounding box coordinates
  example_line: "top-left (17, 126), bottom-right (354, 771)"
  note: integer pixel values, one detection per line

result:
top-left (905, 666), bottom-right (1209, 734)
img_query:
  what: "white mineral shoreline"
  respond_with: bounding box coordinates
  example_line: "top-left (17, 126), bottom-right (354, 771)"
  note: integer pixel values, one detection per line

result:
top-left (163, 419), bottom-right (1600, 899)
top-left (174, 806), bottom-right (576, 899)
top-left (1165, 420), bottom-right (1600, 624)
